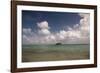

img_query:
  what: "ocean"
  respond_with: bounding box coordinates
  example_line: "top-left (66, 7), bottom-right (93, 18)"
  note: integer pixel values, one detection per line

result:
top-left (22, 44), bottom-right (90, 62)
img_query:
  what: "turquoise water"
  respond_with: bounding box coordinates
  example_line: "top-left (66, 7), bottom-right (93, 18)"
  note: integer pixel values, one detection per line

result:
top-left (22, 44), bottom-right (90, 62)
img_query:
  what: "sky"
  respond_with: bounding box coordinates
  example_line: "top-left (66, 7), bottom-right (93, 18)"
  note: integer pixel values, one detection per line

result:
top-left (22, 10), bottom-right (90, 44)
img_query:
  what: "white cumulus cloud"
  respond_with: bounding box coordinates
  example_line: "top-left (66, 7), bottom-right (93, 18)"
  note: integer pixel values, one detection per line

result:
top-left (38, 29), bottom-right (51, 35)
top-left (37, 21), bottom-right (50, 29)
top-left (37, 21), bottom-right (51, 35)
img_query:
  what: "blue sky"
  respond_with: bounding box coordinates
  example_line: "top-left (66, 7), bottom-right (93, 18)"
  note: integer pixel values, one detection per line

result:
top-left (22, 10), bottom-right (81, 33)
top-left (22, 10), bottom-right (90, 44)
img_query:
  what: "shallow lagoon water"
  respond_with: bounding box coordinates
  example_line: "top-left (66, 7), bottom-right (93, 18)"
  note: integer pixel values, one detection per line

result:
top-left (22, 44), bottom-right (90, 62)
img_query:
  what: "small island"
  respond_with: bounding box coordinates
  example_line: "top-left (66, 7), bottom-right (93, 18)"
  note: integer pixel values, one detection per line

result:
top-left (55, 42), bottom-right (62, 45)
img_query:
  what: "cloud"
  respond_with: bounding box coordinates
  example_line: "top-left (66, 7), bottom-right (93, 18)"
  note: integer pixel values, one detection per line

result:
top-left (37, 21), bottom-right (50, 29)
top-left (38, 29), bottom-right (51, 35)
top-left (79, 13), bottom-right (90, 39)
top-left (22, 13), bottom-right (90, 44)
top-left (37, 21), bottom-right (51, 35)
top-left (23, 28), bottom-right (32, 34)
top-left (56, 30), bottom-right (67, 40)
